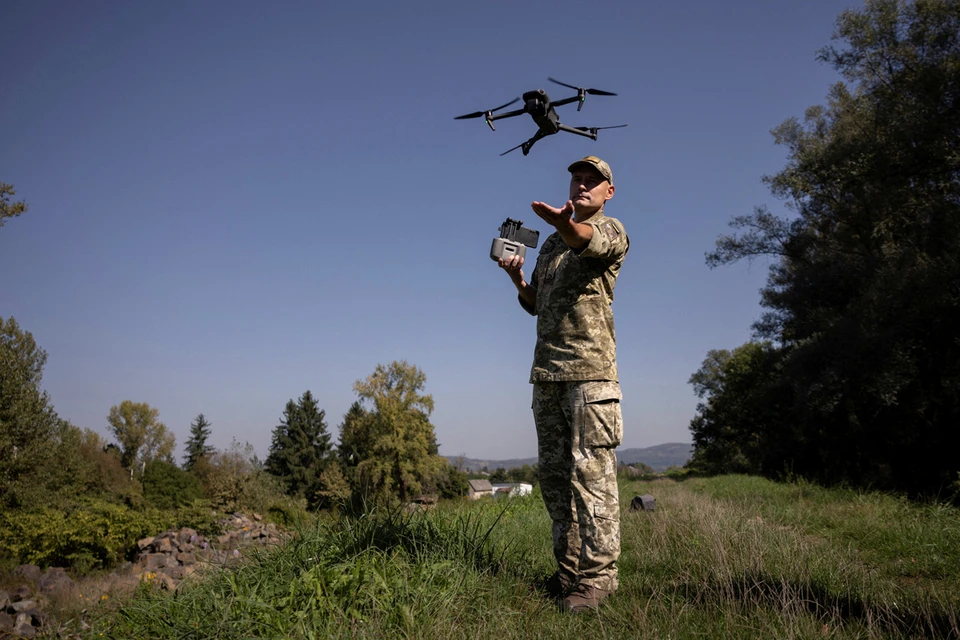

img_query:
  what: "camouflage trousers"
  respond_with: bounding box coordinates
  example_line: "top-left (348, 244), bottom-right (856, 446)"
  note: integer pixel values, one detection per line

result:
top-left (533, 380), bottom-right (622, 592)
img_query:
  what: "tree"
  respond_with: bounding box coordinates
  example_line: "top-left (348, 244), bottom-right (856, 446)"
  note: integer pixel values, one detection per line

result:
top-left (0, 317), bottom-right (61, 507)
top-left (337, 400), bottom-right (372, 472)
top-left (310, 461), bottom-right (352, 511)
top-left (106, 401), bottom-right (176, 477)
top-left (435, 461), bottom-right (469, 499)
top-left (142, 459), bottom-right (203, 509)
top-left (0, 183), bottom-right (27, 229)
top-left (488, 467), bottom-right (509, 483)
top-left (687, 343), bottom-right (791, 476)
top-left (183, 413), bottom-right (215, 471)
top-left (194, 439), bottom-right (295, 514)
top-left (341, 361), bottom-right (446, 504)
top-left (265, 391), bottom-right (333, 498)
top-left (704, 0), bottom-right (960, 494)
top-left (507, 464), bottom-right (539, 485)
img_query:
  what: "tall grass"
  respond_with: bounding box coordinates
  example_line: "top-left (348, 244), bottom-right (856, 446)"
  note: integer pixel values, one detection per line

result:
top-left (77, 477), bottom-right (960, 639)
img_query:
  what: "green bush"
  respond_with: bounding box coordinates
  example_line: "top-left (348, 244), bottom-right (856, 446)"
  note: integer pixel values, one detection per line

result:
top-left (436, 463), bottom-right (469, 500)
top-left (0, 499), bottom-right (221, 572)
top-left (142, 459), bottom-right (203, 509)
top-left (0, 500), bottom-right (175, 571)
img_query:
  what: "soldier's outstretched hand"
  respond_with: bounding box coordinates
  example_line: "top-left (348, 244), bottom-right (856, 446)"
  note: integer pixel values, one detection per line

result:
top-left (531, 200), bottom-right (575, 228)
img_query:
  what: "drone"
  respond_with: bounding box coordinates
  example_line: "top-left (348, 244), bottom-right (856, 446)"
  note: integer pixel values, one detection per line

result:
top-left (455, 78), bottom-right (627, 156)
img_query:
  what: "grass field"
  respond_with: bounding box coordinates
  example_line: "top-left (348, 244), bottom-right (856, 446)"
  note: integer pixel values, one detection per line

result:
top-left (74, 475), bottom-right (960, 639)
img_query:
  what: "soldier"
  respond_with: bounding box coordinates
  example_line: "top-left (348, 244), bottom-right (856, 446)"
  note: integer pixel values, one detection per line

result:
top-left (498, 156), bottom-right (629, 613)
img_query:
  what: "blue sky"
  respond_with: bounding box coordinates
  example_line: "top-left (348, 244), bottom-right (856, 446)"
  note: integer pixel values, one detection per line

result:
top-left (1, 0), bottom-right (856, 462)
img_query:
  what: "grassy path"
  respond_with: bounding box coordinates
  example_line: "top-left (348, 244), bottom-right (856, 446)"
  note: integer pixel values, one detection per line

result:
top-left (81, 476), bottom-right (960, 639)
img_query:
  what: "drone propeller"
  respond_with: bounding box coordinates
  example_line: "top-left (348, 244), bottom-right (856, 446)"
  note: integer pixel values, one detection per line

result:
top-left (548, 78), bottom-right (617, 111)
top-left (454, 97), bottom-right (520, 131)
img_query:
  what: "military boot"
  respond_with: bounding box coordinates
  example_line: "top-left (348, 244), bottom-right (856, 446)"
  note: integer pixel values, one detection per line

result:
top-left (543, 570), bottom-right (576, 599)
top-left (561, 583), bottom-right (614, 613)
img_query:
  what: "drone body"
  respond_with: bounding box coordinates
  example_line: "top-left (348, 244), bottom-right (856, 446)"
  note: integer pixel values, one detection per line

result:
top-left (455, 78), bottom-right (627, 156)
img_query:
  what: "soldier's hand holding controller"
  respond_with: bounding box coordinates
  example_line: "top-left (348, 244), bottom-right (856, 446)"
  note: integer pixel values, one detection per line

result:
top-left (498, 254), bottom-right (525, 287)
top-left (499, 253), bottom-right (536, 309)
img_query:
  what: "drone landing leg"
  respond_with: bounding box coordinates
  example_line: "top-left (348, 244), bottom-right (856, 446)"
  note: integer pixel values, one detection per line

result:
top-left (502, 130), bottom-right (549, 156)
top-left (522, 130), bottom-right (549, 155)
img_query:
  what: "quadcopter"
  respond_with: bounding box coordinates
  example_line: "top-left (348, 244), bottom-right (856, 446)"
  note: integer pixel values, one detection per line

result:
top-left (455, 78), bottom-right (627, 156)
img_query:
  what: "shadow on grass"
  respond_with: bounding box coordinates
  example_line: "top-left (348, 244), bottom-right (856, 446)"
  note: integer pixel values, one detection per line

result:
top-left (671, 570), bottom-right (959, 639)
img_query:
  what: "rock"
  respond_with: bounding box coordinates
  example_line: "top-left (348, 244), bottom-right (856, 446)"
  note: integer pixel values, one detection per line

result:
top-left (137, 536), bottom-right (155, 550)
top-left (0, 612), bottom-right (14, 633)
top-left (10, 600), bottom-right (38, 613)
top-left (37, 567), bottom-right (74, 595)
top-left (125, 513), bottom-right (291, 593)
top-left (161, 565), bottom-right (184, 581)
top-left (0, 589), bottom-right (9, 609)
top-left (143, 553), bottom-right (169, 571)
top-left (13, 564), bottom-right (41, 583)
top-left (630, 494), bottom-right (656, 512)
top-left (9, 586), bottom-right (31, 603)
top-left (13, 612), bottom-right (36, 638)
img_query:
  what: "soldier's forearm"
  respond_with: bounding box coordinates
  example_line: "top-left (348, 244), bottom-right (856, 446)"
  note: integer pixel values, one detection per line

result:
top-left (516, 279), bottom-right (536, 309)
top-left (554, 218), bottom-right (593, 250)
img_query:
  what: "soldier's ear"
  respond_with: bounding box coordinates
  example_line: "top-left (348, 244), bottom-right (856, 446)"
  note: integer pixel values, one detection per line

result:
top-left (604, 184), bottom-right (615, 202)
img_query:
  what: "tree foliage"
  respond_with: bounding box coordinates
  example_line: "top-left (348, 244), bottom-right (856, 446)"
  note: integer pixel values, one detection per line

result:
top-left (699, 0), bottom-right (960, 495)
top-left (687, 343), bottom-right (793, 476)
top-left (339, 361), bottom-right (445, 504)
top-left (41, 421), bottom-right (144, 508)
top-left (435, 464), bottom-right (469, 499)
top-left (265, 391), bottom-right (333, 499)
top-left (0, 182), bottom-right (27, 229)
top-left (0, 317), bottom-right (61, 508)
top-left (142, 459), bottom-right (203, 509)
top-left (183, 413), bottom-right (215, 471)
top-left (106, 401), bottom-right (176, 476)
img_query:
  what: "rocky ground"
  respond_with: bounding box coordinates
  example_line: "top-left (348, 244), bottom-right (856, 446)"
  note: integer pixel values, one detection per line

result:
top-left (0, 512), bottom-right (287, 639)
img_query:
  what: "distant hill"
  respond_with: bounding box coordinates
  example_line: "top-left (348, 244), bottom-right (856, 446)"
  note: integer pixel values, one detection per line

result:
top-left (445, 442), bottom-right (693, 473)
top-left (617, 442), bottom-right (693, 471)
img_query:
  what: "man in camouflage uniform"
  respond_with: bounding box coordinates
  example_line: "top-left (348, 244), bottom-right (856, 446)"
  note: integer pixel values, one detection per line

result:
top-left (498, 156), bottom-right (629, 613)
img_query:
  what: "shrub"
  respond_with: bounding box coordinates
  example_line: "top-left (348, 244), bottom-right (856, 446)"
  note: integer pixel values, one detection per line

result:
top-left (0, 500), bottom-right (176, 571)
top-left (193, 440), bottom-right (310, 524)
top-left (435, 462), bottom-right (469, 499)
top-left (142, 459), bottom-right (203, 509)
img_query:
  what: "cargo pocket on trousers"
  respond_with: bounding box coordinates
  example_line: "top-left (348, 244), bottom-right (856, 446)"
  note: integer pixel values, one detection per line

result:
top-left (581, 381), bottom-right (623, 448)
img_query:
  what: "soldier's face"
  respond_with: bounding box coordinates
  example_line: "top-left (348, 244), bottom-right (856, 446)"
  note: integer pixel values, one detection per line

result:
top-left (569, 168), bottom-right (615, 216)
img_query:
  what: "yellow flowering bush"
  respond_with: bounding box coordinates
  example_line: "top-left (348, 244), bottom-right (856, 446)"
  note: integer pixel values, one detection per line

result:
top-left (0, 499), bottom-right (176, 570)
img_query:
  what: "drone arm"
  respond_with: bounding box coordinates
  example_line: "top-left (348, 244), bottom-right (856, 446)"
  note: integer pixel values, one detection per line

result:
top-left (550, 96), bottom-right (582, 108)
top-left (557, 124), bottom-right (598, 140)
top-left (488, 107), bottom-right (527, 122)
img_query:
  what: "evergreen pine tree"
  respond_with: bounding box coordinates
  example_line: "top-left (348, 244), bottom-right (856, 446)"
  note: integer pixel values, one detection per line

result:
top-left (265, 391), bottom-right (332, 497)
top-left (183, 413), bottom-right (215, 471)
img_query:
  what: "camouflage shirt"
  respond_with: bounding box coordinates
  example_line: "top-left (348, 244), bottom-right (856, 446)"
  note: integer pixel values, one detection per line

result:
top-left (519, 211), bottom-right (629, 382)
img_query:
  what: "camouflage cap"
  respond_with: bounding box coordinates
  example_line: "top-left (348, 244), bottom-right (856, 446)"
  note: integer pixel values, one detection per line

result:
top-left (568, 156), bottom-right (613, 185)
